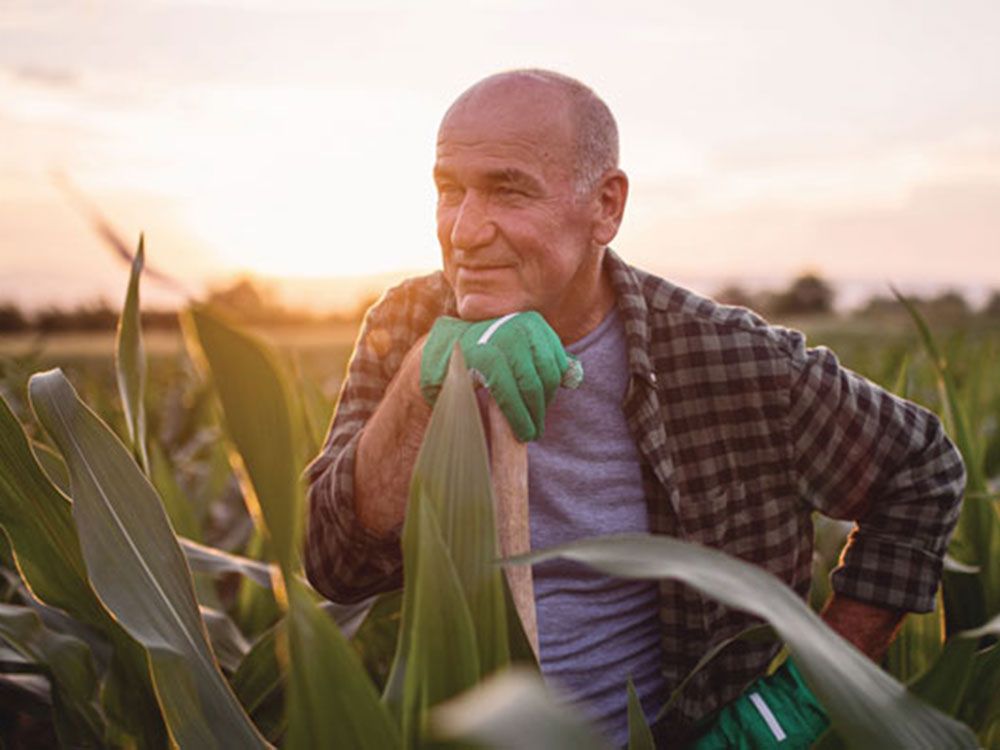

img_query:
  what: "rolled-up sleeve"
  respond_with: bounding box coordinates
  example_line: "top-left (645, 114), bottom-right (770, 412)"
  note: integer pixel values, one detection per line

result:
top-left (304, 274), bottom-right (451, 603)
top-left (787, 341), bottom-right (965, 613)
top-left (303, 308), bottom-right (403, 603)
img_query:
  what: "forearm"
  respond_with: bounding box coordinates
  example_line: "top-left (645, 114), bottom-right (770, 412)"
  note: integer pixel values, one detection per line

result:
top-left (354, 336), bottom-right (432, 535)
top-left (820, 592), bottom-right (906, 662)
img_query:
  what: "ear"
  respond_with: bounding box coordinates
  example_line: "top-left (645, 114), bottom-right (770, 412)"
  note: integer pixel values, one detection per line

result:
top-left (591, 169), bottom-right (629, 246)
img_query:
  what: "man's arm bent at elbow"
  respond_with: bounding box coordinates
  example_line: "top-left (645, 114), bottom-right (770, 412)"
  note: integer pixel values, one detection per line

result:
top-left (304, 280), bottom-right (447, 604)
top-left (353, 336), bottom-right (432, 536)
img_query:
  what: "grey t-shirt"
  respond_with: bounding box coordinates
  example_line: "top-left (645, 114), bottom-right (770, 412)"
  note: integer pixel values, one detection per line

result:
top-left (529, 307), bottom-right (667, 746)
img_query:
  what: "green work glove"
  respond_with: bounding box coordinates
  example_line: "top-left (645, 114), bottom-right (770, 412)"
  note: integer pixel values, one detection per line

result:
top-left (689, 660), bottom-right (829, 749)
top-left (420, 311), bottom-right (583, 442)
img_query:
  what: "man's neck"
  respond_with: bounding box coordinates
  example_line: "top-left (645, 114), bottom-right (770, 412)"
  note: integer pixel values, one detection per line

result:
top-left (548, 248), bottom-right (617, 345)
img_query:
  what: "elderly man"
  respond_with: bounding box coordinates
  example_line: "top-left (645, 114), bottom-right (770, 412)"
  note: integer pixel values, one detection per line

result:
top-left (305, 69), bottom-right (964, 746)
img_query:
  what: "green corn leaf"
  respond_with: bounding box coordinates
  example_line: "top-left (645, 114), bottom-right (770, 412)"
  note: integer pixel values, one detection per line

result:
top-left (384, 349), bottom-right (515, 722)
top-left (199, 605), bottom-right (250, 673)
top-left (115, 234), bottom-right (149, 475)
top-left (232, 619), bottom-right (284, 719)
top-left (290, 354), bottom-right (332, 462)
top-left (0, 602), bottom-right (104, 747)
top-left (284, 576), bottom-right (400, 750)
top-left (891, 352), bottom-right (911, 398)
top-left (513, 534), bottom-right (979, 750)
top-left (959, 612), bottom-right (1000, 638)
top-left (894, 288), bottom-right (1000, 625)
top-left (181, 306), bottom-right (398, 746)
top-left (180, 536), bottom-right (274, 588)
top-left (30, 439), bottom-right (70, 495)
top-left (351, 591), bottom-right (403, 691)
top-left (961, 641), bottom-right (1000, 743)
top-left (400, 489), bottom-right (481, 748)
top-left (626, 678), bottom-right (655, 750)
top-left (0, 395), bottom-right (105, 623)
top-left (433, 667), bottom-right (612, 750)
top-left (410, 348), bottom-right (511, 677)
top-left (182, 305), bottom-right (301, 577)
top-left (885, 590), bottom-right (945, 685)
top-left (908, 636), bottom-right (978, 717)
top-left (151, 441), bottom-right (201, 541)
top-left (234, 528), bottom-right (283, 636)
top-left (29, 368), bottom-right (269, 749)
top-left (0, 393), bottom-right (166, 748)
top-left (907, 614), bottom-right (1000, 727)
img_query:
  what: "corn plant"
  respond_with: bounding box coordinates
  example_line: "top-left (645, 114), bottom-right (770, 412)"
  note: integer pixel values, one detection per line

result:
top-left (0, 244), bottom-right (996, 747)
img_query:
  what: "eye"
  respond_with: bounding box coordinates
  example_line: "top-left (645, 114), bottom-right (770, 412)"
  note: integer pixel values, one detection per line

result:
top-left (436, 183), bottom-right (464, 204)
top-left (495, 185), bottom-right (525, 199)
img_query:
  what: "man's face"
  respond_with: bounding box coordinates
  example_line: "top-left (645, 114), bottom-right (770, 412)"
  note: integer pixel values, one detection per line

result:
top-left (434, 84), bottom-right (597, 324)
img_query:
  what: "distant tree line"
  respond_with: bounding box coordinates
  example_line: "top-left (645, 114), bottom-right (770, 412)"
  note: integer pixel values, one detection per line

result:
top-left (0, 277), bottom-right (376, 334)
top-left (0, 301), bottom-right (181, 334)
top-left (715, 272), bottom-right (1000, 322)
top-left (2, 274), bottom-right (998, 334)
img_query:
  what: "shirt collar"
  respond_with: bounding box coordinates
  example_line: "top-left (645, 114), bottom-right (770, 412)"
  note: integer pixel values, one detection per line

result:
top-left (604, 247), bottom-right (657, 387)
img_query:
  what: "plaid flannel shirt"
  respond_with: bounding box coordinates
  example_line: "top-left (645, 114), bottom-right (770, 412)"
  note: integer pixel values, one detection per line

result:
top-left (304, 249), bottom-right (965, 729)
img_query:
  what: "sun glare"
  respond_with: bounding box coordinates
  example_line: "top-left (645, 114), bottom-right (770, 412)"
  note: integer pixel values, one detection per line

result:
top-left (105, 84), bottom-right (443, 279)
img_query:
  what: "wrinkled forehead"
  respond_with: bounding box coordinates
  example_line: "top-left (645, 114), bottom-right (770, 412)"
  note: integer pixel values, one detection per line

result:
top-left (436, 78), bottom-right (577, 169)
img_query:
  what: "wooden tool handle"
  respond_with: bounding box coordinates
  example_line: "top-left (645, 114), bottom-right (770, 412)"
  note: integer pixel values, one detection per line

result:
top-left (487, 398), bottom-right (539, 660)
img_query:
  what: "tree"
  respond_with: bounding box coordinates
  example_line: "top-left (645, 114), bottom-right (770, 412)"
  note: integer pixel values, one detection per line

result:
top-left (714, 284), bottom-right (757, 310)
top-left (772, 272), bottom-right (835, 316)
top-left (0, 303), bottom-right (29, 333)
top-left (983, 290), bottom-right (1000, 319)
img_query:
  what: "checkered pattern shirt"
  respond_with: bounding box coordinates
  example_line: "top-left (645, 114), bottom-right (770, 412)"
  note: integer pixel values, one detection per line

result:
top-left (304, 249), bottom-right (965, 730)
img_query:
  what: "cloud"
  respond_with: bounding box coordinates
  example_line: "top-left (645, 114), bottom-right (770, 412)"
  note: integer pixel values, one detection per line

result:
top-left (622, 174), bottom-right (1000, 291)
top-left (10, 64), bottom-right (79, 89)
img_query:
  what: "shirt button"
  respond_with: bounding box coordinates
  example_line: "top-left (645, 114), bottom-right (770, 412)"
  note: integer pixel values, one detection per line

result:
top-left (649, 373), bottom-right (658, 385)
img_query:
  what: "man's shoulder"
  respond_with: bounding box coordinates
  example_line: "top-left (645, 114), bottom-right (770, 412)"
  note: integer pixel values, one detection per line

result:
top-left (625, 263), bottom-right (805, 359)
top-left (366, 270), bottom-right (455, 329)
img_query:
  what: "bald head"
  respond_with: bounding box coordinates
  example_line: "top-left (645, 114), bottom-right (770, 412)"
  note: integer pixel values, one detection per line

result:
top-left (440, 69), bottom-right (619, 195)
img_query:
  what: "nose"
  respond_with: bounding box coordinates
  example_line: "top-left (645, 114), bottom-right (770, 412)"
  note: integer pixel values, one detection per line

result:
top-left (449, 190), bottom-right (496, 250)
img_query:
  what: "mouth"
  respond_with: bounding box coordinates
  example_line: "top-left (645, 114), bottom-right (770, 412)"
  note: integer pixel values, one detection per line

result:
top-left (455, 264), bottom-right (514, 280)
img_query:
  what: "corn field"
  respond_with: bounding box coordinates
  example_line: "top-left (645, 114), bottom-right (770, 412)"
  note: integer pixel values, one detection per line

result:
top-left (0, 245), bottom-right (997, 748)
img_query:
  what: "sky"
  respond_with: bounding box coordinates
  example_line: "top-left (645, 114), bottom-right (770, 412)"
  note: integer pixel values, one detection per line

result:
top-left (2, 0), bottom-right (999, 312)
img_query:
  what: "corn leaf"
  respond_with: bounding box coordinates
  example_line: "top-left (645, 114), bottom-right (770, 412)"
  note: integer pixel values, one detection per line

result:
top-left (0, 392), bottom-right (166, 748)
top-left (290, 355), bottom-right (331, 462)
top-left (232, 619), bottom-right (284, 719)
top-left (30, 439), bottom-right (70, 495)
top-left (180, 536), bottom-right (274, 588)
top-left (626, 678), bottom-right (655, 750)
top-left (151, 441), bottom-right (201, 541)
top-left (352, 591), bottom-right (403, 690)
top-left (400, 489), bottom-right (481, 748)
top-left (182, 307), bottom-right (398, 747)
top-left (29, 368), bottom-right (269, 749)
top-left (182, 306), bottom-right (301, 577)
top-left (382, 348), bottom-right (516, 728)
top-left (199, 605), bottom-right (250, 673)
top-left (886, 590), bottom-right (945, 684)
top-left (115, 234), bottom-right (149, 475)
top-left (0, 602), bottom-right (104, 747)
top-left (433, 667), bottom-right (612, 750)
top-left (513, 534), bottom-right (979, 749)
top-left (0, 396), bottom-right (106, 623)
top-left (908, 636), bottom-right (978, 717)
top-left (894, 289), bottom-right (1000, 624)
top-left (411, 349), bottom-right (511, 677)
top-left (908, 614), bottom-right (1000, 736)
top-left (961, 642), bottom-right (1000, 744)
top-left (284, 577), bottom-right (400, 750)
top-left (384, 349), bottom-right (514, 720)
